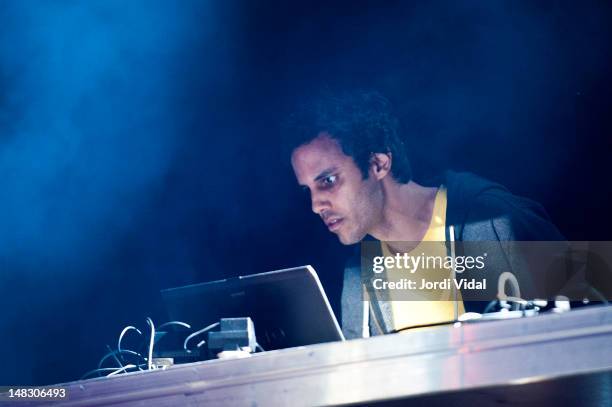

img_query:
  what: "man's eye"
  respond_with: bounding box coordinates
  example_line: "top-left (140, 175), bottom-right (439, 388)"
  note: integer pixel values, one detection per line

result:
top-left (322, 175), bottom-right (337, 186)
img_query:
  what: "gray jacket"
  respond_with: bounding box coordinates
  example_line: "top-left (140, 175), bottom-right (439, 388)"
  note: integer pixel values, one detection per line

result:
top-left (341, 171), bottom-right (565, 339)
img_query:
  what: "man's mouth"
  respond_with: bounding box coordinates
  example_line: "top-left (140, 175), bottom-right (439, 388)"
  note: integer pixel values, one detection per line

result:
top-left (325, 217), bottom-right (344, 231)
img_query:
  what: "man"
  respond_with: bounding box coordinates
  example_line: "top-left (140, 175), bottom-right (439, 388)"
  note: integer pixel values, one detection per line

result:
top-left (288, 90), bottom-right (565, 339)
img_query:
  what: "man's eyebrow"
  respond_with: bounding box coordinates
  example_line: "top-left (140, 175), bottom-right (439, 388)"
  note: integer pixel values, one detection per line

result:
top-left (313, 167), bottom-right (338, 183)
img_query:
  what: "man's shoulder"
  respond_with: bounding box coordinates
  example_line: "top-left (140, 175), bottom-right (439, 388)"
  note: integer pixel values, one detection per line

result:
top-left (444, 170), bottom-right (564, 241)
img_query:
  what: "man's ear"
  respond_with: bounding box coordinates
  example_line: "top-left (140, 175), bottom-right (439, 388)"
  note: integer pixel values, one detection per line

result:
top-left (369, 153), bottom-right (392, 180)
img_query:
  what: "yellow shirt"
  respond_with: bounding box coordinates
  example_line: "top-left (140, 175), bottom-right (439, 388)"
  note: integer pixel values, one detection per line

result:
top-left (381, 186), bottom-right (465, 331)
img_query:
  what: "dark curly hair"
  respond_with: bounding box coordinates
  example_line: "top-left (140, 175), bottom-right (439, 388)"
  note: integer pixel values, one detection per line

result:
top-left (285, 89), bottom-right (412, 183)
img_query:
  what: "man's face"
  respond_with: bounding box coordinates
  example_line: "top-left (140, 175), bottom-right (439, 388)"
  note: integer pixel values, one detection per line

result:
top-left (291, 133), bottom-right (383, 245)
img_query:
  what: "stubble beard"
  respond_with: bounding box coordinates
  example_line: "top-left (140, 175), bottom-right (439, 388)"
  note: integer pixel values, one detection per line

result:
top-left (337, 180), bottom-right (382, 245)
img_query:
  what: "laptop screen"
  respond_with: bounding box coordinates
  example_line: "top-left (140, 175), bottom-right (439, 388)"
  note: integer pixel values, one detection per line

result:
top-left (160, 265), bottom-right (345, 351)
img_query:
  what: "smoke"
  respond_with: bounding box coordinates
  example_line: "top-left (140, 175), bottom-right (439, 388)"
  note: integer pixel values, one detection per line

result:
top-left (0, 0), bottom-right (219, 384)
top-left (0, 1), bottom-right (201, 269)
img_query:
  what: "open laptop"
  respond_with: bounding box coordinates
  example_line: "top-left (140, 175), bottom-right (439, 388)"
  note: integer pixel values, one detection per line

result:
top-left (160, 265), bottom-right (345, 351)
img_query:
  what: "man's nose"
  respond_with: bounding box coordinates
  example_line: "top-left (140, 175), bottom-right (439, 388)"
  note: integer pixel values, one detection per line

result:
top-left (311, 191), bottom-right (330, 215)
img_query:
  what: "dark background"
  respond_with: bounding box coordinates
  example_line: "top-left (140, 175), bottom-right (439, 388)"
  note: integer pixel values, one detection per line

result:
top-left (0, 0), bottom-right (610, 385)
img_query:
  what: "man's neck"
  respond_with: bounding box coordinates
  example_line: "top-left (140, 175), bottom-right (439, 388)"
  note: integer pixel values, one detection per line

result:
top-left (369, 179), bottom-right (439, 249)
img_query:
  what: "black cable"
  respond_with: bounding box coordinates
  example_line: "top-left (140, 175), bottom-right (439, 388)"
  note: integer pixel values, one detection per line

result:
top-left (390, 320), bottom-right (456, 333)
